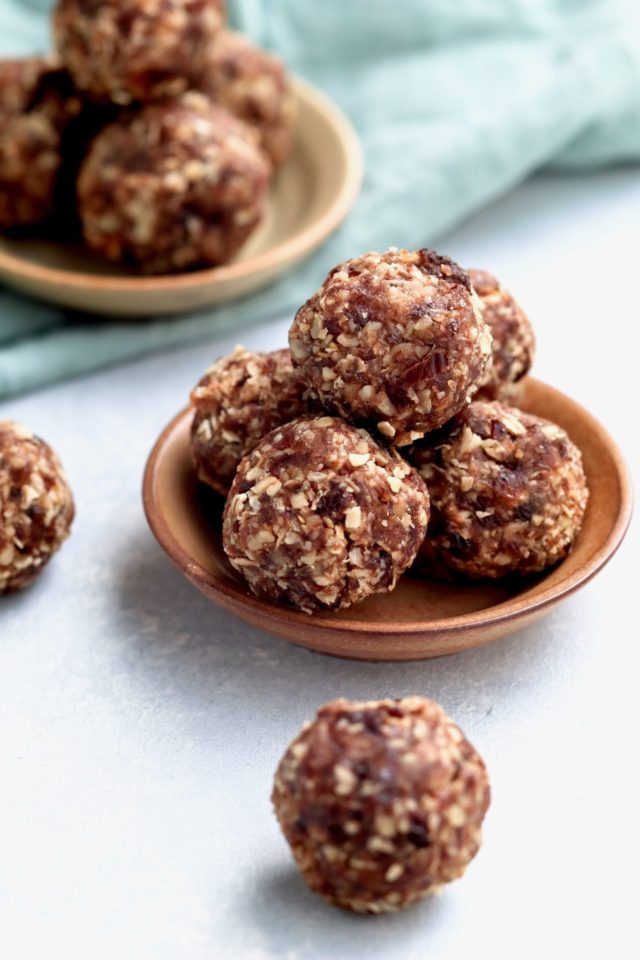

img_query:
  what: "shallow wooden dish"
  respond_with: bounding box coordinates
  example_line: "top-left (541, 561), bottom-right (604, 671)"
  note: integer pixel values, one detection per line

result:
top-left (0, 77), bottom-right (362, 317)
top-left (143, 379), bottom-right (632, 661)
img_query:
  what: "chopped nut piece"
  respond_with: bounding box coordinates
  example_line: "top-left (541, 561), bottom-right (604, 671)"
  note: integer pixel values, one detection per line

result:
top-left (344, 505), bottom-right (363, 530)
top-left (272, 697), bottom-right (490, 913)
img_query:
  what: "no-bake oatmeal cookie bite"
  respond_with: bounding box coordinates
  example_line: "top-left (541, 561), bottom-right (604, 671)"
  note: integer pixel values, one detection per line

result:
top-left (191, 346), bottom-right (310, 497)
top-left (0, 421), bottom-right (75, 594)
top-left (470, 269), bottom-right (535, 403)
top-left (195, 30), bottom-right (296, 168)
top-left (222, 417), bottom-right (429, 613)
top-left (410, 400), bottom-right (588, 579)
top-left (77, 92), bottom-right (271, 273)
top-left (289, 249), bottom-right (493, 446)
top-left (0, 57), bottom-right (83, 229)
top-left (272, 697), bottom-right (491, 914)
top-left (53, 0), bottom-right (226, 106)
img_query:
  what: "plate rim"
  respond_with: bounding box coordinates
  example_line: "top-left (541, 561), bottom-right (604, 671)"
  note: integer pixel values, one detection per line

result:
top-left (0, 76), bottom-right (364, 293)
top-left (142, 379), bottom-right (633, 641)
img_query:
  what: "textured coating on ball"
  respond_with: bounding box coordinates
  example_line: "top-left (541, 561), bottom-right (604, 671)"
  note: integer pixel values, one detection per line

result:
top-left (196, 30), bottom-right (296, 168)
top-left (272, 697), bottom-right (491, 913)
top-left (289, 249), bottom-right (493, 446)
top-left (77, 92), bottom-right (270, 273)
top-left (411, 400), bottom-right (588, 579)
top-left (223, 417), bottom-right (429, 613)
top-left (54, 0), bottom-right (225, 105)
top-left (0, 58), bottom-right (82, 229)
top-left (191, 346), bottom-right (309, 496)
top-left (1, 421), bottom-right (75, 593)
top-left (470, 269), bottom-right (535, 402)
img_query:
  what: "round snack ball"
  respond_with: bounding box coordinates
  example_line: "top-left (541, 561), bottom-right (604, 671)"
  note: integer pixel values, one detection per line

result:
top-left (411, 400), bottom-right (589, 579)
top-left (223, 416), bottom-right (429, 613)
top-left (0, 421), bottom-right (75, 594)
top-left (191, 346), bottom-right (310, 496)
top-left (470, 269), bottom-right (535, 403)
top-left (272, 697), bottom-right (491, 914)
top-left (54, 0), bottom-right (226, 106)
top-left (196, 30), bottom-right (296, 168)
top-left (77, 93), bottom-right (271, 274)
top-left (0, 58), bottom-right (83, 229)
top-left (289, 249), bottom-right (493, 446)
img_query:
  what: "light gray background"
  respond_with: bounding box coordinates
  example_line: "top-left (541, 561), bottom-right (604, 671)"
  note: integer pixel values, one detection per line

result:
top-left (1, 169), bottom-right (638, 960)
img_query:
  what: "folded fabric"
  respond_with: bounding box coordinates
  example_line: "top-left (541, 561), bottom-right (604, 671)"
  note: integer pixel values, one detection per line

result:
top-left (0, 0), bottom-right (639, 398)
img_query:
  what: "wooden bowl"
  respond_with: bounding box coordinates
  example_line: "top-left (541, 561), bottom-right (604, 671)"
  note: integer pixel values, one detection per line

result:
top-left (142, 379), bottom-right (632, 661)
top-left (0, 77), bottom-right (362, 317)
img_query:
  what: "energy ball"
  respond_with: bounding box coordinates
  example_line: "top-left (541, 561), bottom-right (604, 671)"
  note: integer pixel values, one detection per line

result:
top-left (0, 421), bottom-right (75, 594)
top-left (289, 249), bottom-right (493, 446)
top-left (77, 92), bottom-right (271, 273)
top-left (0, 58), bottom-right (82, 229)
top-left (223, 417), bottom-right (429, 613)
top-left (411, 400), bottom-right (588, 579)
top-left (196, 30), bottom-right (296, 168)
top-left (470, 269), bottom-right (535, 403)
top-left (272, 697), bottom-right (491, 914)
top-left (54, 0), bottom-right (226, 106)
top-left (191, 346), bottom-right (310, 497)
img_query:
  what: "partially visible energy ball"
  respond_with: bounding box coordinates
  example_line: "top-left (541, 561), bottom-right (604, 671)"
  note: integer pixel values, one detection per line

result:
top-left (54, 0), bottom-right (226, 106)
top-left (223, 417), bottom-right (429, 613)
top-left (77, 93), bottom-right (271, 273)
top-left (0, 57), bottom-right (82, 229)
top-left (272, 697), bottom-right (491, 914)
top-left (411, 400), bottom-right (588, 579)
top-left (0, 421), bottom-right (75, 594)
top-left (289, 249), bottom-right (493, 446)
top-left (470, 269), bottom-right (535, 403)
top-left (191, 346), bottom-right (310, 496)
top-left (196, 30), bottom-right (296, 168)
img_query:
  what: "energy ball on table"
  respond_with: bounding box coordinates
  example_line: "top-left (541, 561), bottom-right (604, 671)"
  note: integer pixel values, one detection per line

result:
top-left (0, 421), bottom-right (75, 594)
top-left (223, 417), bottom-right (429, 613)
top-left (54, 0), bottom-right (226, 106)
top-left (191, 346), bottom-right (310, 497)
top-left (411, 400), bottom-right (588, 579)
top-left (470, 269), bottom-right (535, 403)
top-left (289, 249), bottom-right (493, 446)
top-left (272, 697), bottom-right (491, 914)
top-left (196, 30), bottom-right (296, 168)
top-left (0, 58), bottom-right (82, 229)
top-left (77, 93), bottom-right (271, 273)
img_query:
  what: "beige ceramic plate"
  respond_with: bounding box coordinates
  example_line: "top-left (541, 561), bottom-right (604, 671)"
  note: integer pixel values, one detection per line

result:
top-left (143, 379), bottom-right (632, 661)
top-left (0, 77), bottom-right (363, 317)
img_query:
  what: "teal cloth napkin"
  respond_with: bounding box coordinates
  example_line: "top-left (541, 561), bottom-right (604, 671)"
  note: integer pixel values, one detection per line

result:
top-left (1, 0), bottom-right (639, 398)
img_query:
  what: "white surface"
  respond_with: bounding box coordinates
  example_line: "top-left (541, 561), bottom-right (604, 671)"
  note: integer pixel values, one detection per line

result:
top-left (1, 169), bottom-right (638, 960)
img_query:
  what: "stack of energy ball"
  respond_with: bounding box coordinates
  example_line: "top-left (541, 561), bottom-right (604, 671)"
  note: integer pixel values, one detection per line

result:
top-left (3, 247), bottom-right (592, 918)
top-left (0, 0), bottom-right (295, 273)
top-left (191, 248), bottom-right (589, 612)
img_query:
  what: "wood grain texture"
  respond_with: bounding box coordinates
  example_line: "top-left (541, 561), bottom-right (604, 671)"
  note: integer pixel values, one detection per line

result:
top-left (142, 379), bottom-right (632, 661)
